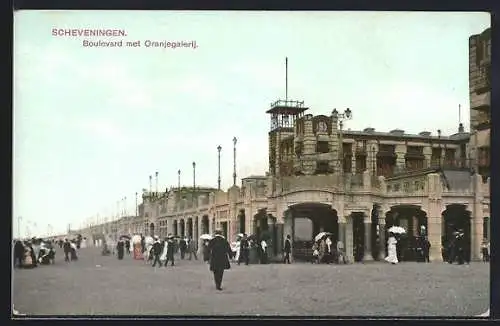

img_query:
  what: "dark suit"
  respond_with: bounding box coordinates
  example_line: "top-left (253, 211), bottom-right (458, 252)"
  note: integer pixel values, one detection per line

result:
top-left (283, 238), bottom-right (292, 264)
top-left (238, 239), bottom-right (249, 265)
top-left (151, 241), bottom-right (162, 267)
top-left (208, 235), bottom-right (233, 290)
top-left (165, 240), bottom-right (175, 266)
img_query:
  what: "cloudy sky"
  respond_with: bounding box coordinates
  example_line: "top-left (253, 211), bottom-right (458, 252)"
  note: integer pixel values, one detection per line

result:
top-left (13, 11), bottom-right (489, 237)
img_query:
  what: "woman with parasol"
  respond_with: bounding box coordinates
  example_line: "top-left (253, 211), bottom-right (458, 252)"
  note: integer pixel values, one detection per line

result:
top-left (385, 230), bottom-right (399, 264)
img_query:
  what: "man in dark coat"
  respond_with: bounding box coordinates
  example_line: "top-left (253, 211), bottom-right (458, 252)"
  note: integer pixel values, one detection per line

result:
top-left (208, 229), bottom-right (233, 290)
top-left (117, 239), bottom-right (125, 260)
top-left (283, 234), bottom-right (292, 264)
top-left (14, 240), bottom-right (25, 268)
top-left (422, 236), bottom-right (431, 263)
top-left (165, 235), bottom-right (175, 267)
top-left (179, 238), bottom-right (187, 260)
top-left (238, 234), bottom-right (250, 266)
top-left (125, 239), bottom-right (131, 255)
top-left (151, 237), bottom-right (162, 267)
top-left (63, 239), bottom-right (71, 262)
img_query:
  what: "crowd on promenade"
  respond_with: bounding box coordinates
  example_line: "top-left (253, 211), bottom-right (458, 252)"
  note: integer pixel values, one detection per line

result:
top-left (12, 236), bottom-right (85, 269)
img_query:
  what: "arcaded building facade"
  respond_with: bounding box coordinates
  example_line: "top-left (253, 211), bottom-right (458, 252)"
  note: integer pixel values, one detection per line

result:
top-left (78, 29), bottom-right (491, 263)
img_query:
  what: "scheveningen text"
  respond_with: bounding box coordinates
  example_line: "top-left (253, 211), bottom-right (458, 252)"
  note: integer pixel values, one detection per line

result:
top-left (52, 29), bottom-right (127, 37)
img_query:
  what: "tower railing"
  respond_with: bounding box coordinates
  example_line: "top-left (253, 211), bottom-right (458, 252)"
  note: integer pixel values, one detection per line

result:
top-left (270, 99), bottom-right (305, 108)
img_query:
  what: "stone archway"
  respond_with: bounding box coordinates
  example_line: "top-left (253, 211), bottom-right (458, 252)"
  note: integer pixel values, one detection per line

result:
top-left (385, 205), bottom-right (428, 262)
top-left (187, 218), bottom-right (193, 238)
top-left (442, 204), bottom-right (471, 263)
top-left (202, 215), bottom-right (209, 234)
top-left (179, 219), bottom-right (185, 237)
top-left (286, 203), bottom-right (338, 262)
top-left (173, 220), bottom-right (178, 236)
top-left (238, 209), bottom-right (246, 234)
top-left (149, 222), bottom-right (155, 236)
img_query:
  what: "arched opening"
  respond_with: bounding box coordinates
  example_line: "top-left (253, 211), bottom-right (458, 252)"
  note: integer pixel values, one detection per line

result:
top-left (195, 216), bottom-right (199, 240)
top-left (187, 218), bottom-right (193, 238)
top-left (371, 204), bottom-right (381, 260)
top-left (238, 209), bottom-right (246, 234)
top-left (179, 219), bottom-right (185, 237)
top-left (442, 204), bottom-right (471, 263)
top-left (253, 208), bottom-right (269, 240)
top-left (351, 212), bottom-right (365, 262)
top-left (173, 220), bottom-right (178, 236)
top-left (149, 222), bottom-right (155, 236)
top-left (287, 203), bottom-right (338, 262)
top-left (202, 215), bottom-right (209, 234)
top-left (385, 205), bottom-right (428, 262)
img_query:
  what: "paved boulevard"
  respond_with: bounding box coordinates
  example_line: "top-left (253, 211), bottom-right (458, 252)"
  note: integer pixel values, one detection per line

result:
top-left (13, 247), bottom-right (489, 316)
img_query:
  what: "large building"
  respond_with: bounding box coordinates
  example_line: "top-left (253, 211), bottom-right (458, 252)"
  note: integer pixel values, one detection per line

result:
top-left (469, 27), bottom-right (491, 180)
top-left (78, 29), bottom-right (491, 263)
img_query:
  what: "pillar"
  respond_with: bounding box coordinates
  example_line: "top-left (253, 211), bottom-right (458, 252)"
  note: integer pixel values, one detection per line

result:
top-left (363, 213), bottom-right (373, 261)
top-left (395, 144), bottom-right (406, 171)
top-left (427, 173), bottom-right (443, 262)
top-left (471, 173), bottom-right (484, 261)
top-left (377, 207), bottom-right (387, 260)
top-left (423, 145), bottom-right (432, 168)
top-left (345, 214), bottom-right (354, 263)
top-left (351, 143), bottom-right (357, 174)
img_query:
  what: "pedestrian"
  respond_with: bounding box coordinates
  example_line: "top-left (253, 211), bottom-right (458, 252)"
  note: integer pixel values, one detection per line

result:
top-left (423, 236), bottom-right (431, 263)
top-left (164, 235), bottom-right (175, 267)
top-left (283, 234), bottom-right (292, 264)
top-left (70, 240), bottom-right (78, 261)
top-left (117, 239), bottom-right (125, 260)
top-left (238, 234), bottom-right (250, 265)
top-left (325, 236), bottom-right (333, 264)
top-left (188, 237), bottom-right (198, 260)
top-left (179, 238), bottom-right (187, 260)
top-left (208, 229), bottom-right (233, 291)
top-left (63, 239), bottom-right (71, 262)
top-left (336, 239), bottom-right (345, 264)
top-left (125, 239), bottom-right (130, 255)
top-left (151, 236), bottom-right (162, 267)
top-left (202, 240), bottom-right (210, 263)
top-left (14, 240), bottom-right (25, 268)
top-left (260, 238), bottom-right (268, 264)
top-left (384, 232), bottom-right (398, 264)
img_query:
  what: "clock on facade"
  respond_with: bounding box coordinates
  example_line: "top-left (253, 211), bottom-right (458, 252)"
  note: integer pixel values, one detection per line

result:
top-left (318, 121), bottom-right (327, 132)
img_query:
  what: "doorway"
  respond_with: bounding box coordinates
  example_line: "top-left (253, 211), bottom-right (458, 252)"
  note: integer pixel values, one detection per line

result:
top-left (352, 212), bottom-right (365, 262)
top-left (221, 221), bottom-right (228, 239)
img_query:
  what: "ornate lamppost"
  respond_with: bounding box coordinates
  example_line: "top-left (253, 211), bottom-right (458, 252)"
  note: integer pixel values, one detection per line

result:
top-left (332, 108), bottom-right (353, 174)
top-left (217, 145), bottom-right (222, 190)
top-left (233, 137), bottom-right (237, 187)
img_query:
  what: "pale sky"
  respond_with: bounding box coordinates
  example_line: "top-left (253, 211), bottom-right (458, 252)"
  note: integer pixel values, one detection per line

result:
top-left (13, 11), bottom-right (490, 237)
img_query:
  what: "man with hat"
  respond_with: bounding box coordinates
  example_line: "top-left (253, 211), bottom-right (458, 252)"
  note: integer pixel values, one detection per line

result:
top-left (208, 229), bottom-right (233, 291)
top-left (164, 234), bottom-right (175, 267)
top-left (151, 236), bottom-right (162, 267)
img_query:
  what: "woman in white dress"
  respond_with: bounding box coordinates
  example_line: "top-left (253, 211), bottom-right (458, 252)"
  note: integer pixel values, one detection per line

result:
top-left (385, 232), bottom-right (398, 264)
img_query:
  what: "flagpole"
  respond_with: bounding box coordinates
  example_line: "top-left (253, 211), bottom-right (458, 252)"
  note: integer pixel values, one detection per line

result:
top-left (285, 57), bottom-right (288, 102)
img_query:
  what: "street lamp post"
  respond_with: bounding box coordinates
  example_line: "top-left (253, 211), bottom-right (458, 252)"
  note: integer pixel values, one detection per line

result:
top-left (124, 196), bottom-right (127, 216)
top-left (217, 145), bottom-right (222, 190)
top-left (135, 192), bottom-right (138, 217)
top-left (193, 162), bottom-right (196, 206)
top-left (233, 137), bottom-right (237, 187)
top-left (331, 108), bottom-right (353, 174)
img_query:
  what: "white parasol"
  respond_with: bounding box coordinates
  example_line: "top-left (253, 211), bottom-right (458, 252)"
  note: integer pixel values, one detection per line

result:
top-left (314, 232), bottom-right (332, 242)
top-left (131, 234), bottom-right (142, 244)
top-left (236, 233), bottom-right (244, 238)
top-left (200, 234), bottom-right (212, 240)
top-left (388, 226), bottom-right (406, 234)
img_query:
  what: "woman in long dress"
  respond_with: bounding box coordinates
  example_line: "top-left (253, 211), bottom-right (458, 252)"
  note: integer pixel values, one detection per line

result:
top-left (385, 232), bottom-right (398, 264)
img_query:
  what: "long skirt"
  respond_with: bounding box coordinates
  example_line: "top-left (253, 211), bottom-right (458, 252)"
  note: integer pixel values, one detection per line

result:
top-left (133, 244), bottom-right (143, 260)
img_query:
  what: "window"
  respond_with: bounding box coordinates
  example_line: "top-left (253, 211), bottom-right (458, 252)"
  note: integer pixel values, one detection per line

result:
top-left (316, 141), bottom-right (329, 153)
top-left (403, 182), bottom-right (410, 192)
top-left (393, 183), bottom-right (401, 192)
top-left (315, 161), bottom-right (330, 174)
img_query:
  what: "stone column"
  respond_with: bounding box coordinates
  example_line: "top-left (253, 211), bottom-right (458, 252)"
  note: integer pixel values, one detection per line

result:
top-left (427, 173), bottom-right (443, 262)
top-left (351, 142), bottom-right (357, 174)
top-left (363, 213), bottom-right (373, 262)
top-left (423, 145), bottom-right (432, 168)
top-left (345, 214), bottom-right (354, 263)
top-left (395, 144), bottom-right (406, 171)
top-left (302, 114), bottom-right (316, 175)
top-left (377, 211), bottom-right (386, 261)
top-left (471, 174), bottom-right (484, 261)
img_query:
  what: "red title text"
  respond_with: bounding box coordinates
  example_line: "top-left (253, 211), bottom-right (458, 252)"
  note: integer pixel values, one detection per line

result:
top-left (52, 29), bottom-right (127, 37)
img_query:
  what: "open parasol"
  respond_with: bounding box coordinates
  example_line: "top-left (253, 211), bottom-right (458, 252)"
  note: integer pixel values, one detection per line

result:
top-left (388, 226), bottom-right (406, 234)
top-left (200, 234), bottom-right (212, 240)
top-left (314, 232), bottom-right (332, 242)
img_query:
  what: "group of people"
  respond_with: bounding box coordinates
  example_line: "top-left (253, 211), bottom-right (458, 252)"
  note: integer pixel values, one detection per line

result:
top-left (311, 235), bottom-right (346, 264)
top-left (13, 238), bottom-right (73, 268)
top-left (231, 234), bottom-right (270, 265)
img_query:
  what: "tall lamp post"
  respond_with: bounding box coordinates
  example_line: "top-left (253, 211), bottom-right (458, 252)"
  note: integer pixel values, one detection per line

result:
top-left (233, 137), bottom-right (237, 187)
top-left (192, 162), bottom-right (196, 206)
top-left (135, 192), bottom-right (138, 217)
top-left (331, 108), bottom-right (353, 174)
top-left (217, 145), bottom-right (222, 190)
